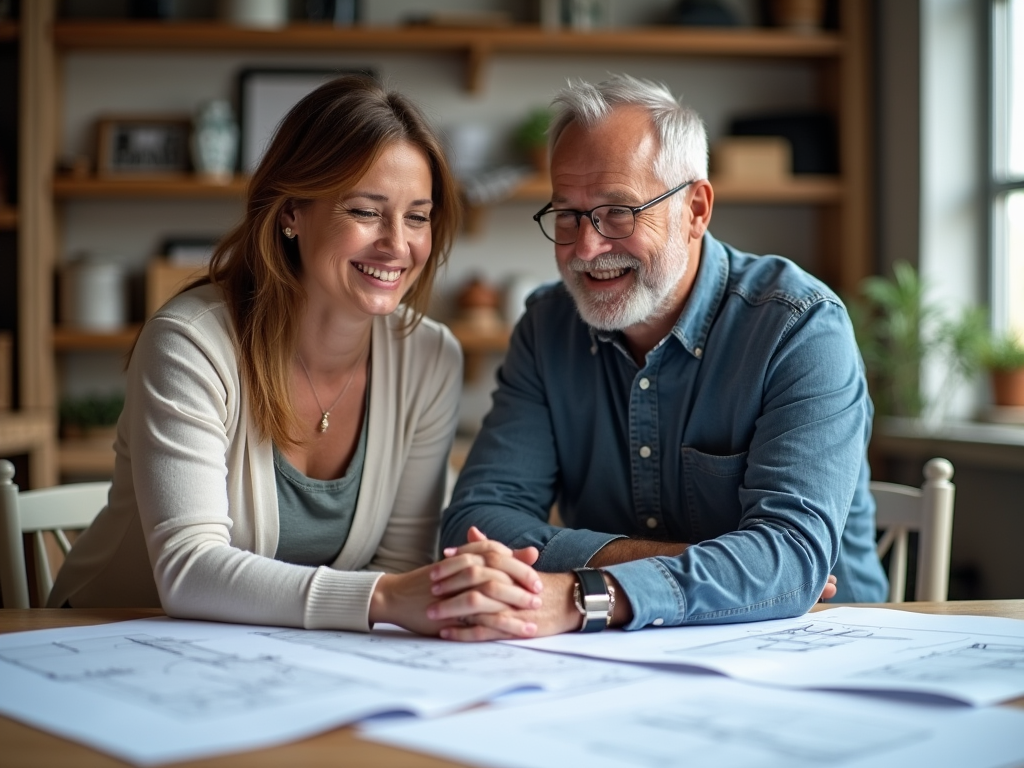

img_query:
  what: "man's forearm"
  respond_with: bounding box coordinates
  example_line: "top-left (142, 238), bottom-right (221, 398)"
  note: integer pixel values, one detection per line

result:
top-left (586, 538), bottom-right (688, 568)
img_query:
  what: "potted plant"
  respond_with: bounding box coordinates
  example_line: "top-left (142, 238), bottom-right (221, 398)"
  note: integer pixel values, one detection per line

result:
top-left (513, 107), bottom-right (554, 173)
top-left (59, 394), bottom-right (125, 441)
top-left (848, 261), bottom-right (989, 420)
top-left (848, 261), bottom-right (936, 418)
top-left (981, 332), bottom-right (1024, 407)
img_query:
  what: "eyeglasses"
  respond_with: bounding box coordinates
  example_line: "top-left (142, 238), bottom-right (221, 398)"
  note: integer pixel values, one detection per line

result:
top-left (532, 180), bottom-right (697, 245)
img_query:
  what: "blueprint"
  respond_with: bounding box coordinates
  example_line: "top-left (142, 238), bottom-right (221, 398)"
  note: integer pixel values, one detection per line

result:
top-left (506, 606), bottom-right (1024, 705)
top-left (256, 625), bottom-right (650, 695)
top-left (0, 617), bottom-right (646, 765)
top-left (364, 674), bottom-right (1024, 768)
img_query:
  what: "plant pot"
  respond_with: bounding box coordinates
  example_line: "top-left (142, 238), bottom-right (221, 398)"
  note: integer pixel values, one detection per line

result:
top-left (991, 368), bottom-right (1024, 407)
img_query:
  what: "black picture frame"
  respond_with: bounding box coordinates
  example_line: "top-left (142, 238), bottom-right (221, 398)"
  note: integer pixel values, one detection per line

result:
top-left (96, 115), bottom-right (192, 176)
top-left (237, 67), bottom-right (376, 175)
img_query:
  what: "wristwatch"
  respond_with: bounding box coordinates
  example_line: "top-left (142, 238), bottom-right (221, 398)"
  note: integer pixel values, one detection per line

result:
top-left (572, 567), bottom-right (611, 633)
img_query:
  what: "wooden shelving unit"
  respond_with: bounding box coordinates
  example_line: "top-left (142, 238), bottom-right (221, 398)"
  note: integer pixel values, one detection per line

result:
top-left (52, 325), bottom-right (141, 352)
top-left (52, 22), bottom-right (844, 94)
top-left (0, 410), bottom-right (57, 489)
top-left (53, 175), bottom-right (247, 199)
top-left (18, 3), bottom-right (872, 477)
top-left (58, 436), bottom-right (116, 476)
top-left (53, 172), bottom-right (841, 205)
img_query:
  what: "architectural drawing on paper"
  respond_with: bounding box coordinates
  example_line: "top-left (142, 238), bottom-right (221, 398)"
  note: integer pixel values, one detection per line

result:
top-left (545, 697), bottom-right (929, 767)
top-left (0, 633), bottom-right (381, 719)
top-left (669, 622), bottom-right (913, 657)
top-left (856, 642), bottom-right (1024, 684)
top-left (258, 629), bottom-right (643, 685)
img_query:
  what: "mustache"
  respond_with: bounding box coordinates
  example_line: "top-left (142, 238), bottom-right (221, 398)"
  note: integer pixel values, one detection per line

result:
top-left (566, 255), bottom-right (641, 273)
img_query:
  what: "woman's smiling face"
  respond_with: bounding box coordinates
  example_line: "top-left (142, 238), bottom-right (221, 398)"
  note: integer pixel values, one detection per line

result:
top-left (283, 140), bottom-right (434, 320)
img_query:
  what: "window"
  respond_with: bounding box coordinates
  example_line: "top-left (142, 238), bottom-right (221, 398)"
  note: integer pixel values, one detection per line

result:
top-left (990, 0), bottom-right (1024, 337)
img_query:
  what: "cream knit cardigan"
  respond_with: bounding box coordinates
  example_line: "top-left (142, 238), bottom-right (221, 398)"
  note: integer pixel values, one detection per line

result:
top-left (49, 285), bottom-right (463, 631)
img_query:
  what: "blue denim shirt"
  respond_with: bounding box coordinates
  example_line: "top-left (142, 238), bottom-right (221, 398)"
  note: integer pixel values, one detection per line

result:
top-left (443, 233), bottom-right (888, 629)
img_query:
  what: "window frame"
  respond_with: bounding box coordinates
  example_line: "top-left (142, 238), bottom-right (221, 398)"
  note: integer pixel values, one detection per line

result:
top-left (987, 0), bottom-right (1024, 335)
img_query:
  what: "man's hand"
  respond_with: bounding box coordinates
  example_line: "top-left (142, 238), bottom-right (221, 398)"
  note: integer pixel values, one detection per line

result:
top-left (819, 574), bottom-right (838, 601)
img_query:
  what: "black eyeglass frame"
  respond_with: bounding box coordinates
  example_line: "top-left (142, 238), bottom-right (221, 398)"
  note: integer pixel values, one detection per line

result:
top-left (532, 179), bottom-right (698, 245)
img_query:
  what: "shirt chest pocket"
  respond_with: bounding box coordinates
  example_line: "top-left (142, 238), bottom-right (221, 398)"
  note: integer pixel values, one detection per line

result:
top-left (680, 446), bottom-right (748, 542)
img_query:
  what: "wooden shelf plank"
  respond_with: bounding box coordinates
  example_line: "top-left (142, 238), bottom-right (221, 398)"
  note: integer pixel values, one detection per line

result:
top-left (52, 171), bottom-right (841, 207)
top-left (53, 175), bottom-right (247, 199)
top-left (52, 325), bottom-right (141, 351)
top-left (58, 439), bottom-right (115, 477)
top-left (507, 173), bottom-right (843, 204)
top-left (0, 205), bottom-right (16, 229)
top-left (710, 175), bottom-right (843, 203)
top-left (53, 22), bottom-right (843, 58)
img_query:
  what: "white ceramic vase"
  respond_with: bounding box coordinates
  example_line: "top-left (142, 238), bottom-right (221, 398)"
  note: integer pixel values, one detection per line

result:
top-left (192, 100), bottom-right (239, 184)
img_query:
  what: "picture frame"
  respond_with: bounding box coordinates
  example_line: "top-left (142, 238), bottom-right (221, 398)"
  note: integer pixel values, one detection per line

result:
top-left (95, 115), bottom-right (192, 177)
top-left (238, 67), bottom-right (375, 174)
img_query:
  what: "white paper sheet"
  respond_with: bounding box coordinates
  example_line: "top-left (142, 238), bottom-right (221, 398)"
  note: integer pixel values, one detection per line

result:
top-left (363, 674), bottom-right (1024, 768)
top-left (0, 617), bottom-right (646, 765)
top-left (504, 606), bottom-right (1024, 705)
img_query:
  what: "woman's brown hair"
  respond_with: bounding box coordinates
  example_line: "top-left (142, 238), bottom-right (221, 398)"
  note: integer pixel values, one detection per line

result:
top-left (162, 74), bottom-right (460, 450)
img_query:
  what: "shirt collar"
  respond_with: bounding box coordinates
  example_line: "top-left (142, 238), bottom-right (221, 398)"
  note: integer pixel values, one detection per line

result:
top-left (588, 232), bottom-right (730, 361)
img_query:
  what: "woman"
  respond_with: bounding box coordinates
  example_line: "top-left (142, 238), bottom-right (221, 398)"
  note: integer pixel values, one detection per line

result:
top-left (49, 75), bottom-right (541, 638)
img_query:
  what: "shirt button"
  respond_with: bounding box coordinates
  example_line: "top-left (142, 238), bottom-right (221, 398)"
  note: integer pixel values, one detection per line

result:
top-left (646, 517), bottom-right (658, 529)
top-left (639, 377), bottom-right (650, 390)
top-left (694, 347), bottom-right (703, 358)
top-left (652, 618), bottom-right (665, 626)
top-left (639, 446), bottom-right (652, 458)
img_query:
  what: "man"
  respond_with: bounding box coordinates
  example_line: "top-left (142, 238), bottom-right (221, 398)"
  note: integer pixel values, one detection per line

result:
top-left (439, 74), bottom-right (887, 639)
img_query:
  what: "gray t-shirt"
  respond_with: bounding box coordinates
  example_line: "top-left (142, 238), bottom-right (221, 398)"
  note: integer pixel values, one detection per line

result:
top-left (273, 411), bottom-right (368, 566)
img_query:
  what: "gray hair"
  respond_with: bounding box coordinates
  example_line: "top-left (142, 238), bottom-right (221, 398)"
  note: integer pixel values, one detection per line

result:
top-left (548, 73), bottom-right (708, 187)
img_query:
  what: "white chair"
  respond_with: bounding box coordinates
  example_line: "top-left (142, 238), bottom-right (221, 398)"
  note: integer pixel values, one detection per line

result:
top-left (871, 457), bottom-right (955, 603)
top-left (0, 459), bottom-right (110, 608)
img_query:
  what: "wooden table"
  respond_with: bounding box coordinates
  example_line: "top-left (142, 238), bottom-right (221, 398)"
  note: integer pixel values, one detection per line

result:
top-left (2, 602), bottom-right (1022, 767)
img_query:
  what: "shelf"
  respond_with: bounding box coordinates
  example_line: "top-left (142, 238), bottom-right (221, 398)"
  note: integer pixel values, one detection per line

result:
top-left (52, 325), bottom-right (142, 351)
top-left (59, 438), bottom-right (115, 477)
top-left (505, 173), bottom-right (843, 204)
top-left (709, 175), bottom-right (843, 203)
top-left (52, 22), bottom-right (844, 93)
top-left (0, 20), bottom-right (17, 42)
top-left (53, 22), bottom-right (844, 56)
top-left (0, 410), bottom-right (58, 488)
top-left (0, 205), bottom-right (16, 229)
top-left (54, 172), bottom-right (841, 206)
top-left (53, 174), bottom-right (247, 200)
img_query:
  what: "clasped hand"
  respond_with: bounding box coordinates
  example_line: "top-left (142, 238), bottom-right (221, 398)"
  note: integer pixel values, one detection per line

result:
top-left (369, 526), bottom-right (545, 640)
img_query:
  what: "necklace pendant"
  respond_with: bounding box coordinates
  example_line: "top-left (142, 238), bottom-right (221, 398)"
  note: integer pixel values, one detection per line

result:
top-left (319, 413), bottom-right (329, 432)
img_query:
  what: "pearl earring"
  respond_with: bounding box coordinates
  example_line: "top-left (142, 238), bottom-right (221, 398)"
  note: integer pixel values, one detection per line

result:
top-left (283, 227), bottom-right (295, 239)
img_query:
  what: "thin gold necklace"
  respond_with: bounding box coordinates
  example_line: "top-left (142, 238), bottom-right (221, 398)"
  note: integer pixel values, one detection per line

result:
top-left (297, 351), bottom-right (365, 433)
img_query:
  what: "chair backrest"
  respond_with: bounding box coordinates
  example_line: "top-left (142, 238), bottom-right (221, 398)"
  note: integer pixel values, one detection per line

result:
top-left (0, 459), bottom-right (111, 608)
top-left (871, 457), bottom-right (955, 603)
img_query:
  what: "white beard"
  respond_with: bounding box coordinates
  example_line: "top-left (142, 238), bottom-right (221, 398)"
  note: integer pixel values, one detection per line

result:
top-left (560, 229), bottom-right (690, 332)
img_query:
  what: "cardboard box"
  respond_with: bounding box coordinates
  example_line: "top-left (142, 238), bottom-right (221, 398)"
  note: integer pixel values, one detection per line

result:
top-left (146, 259), bottom-right (208, 317)
top-left (711, 137), bottom-right (793, 181)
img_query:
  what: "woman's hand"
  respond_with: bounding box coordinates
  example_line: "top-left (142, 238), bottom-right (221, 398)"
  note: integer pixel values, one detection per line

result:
top-left (369, 527), bottom-right (544, 639)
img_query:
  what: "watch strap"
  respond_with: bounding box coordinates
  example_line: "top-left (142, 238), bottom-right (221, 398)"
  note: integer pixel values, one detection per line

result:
top-left (572, 567), bottom-right (610, 633)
